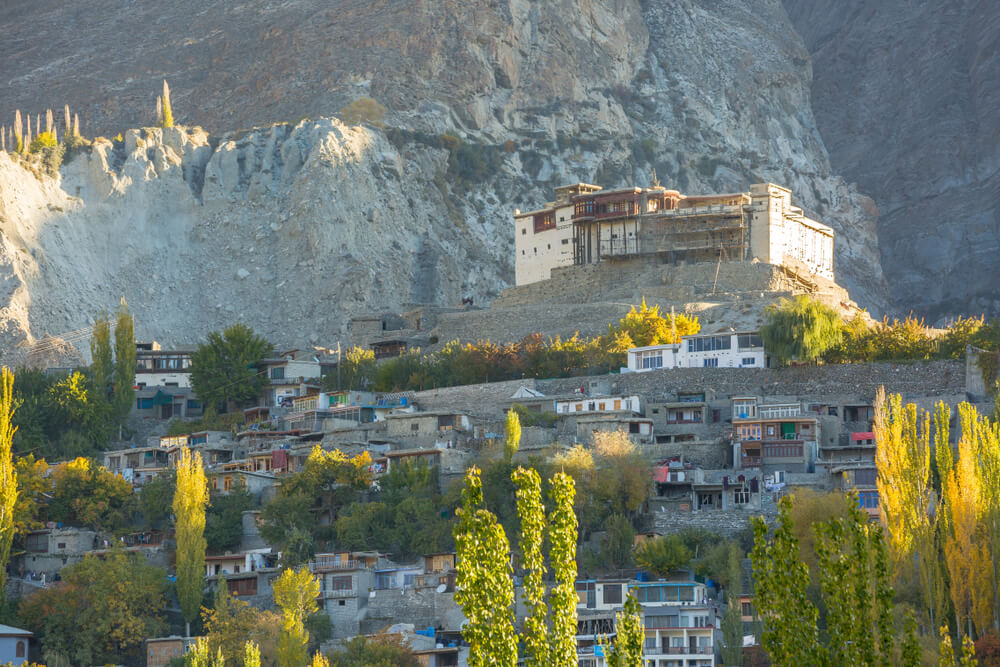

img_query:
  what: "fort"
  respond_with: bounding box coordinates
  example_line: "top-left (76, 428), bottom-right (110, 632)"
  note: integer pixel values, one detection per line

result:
top-left (514, 181), bottom-right (835, 287)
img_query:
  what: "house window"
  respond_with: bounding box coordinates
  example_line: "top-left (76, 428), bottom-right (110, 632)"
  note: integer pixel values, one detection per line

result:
top-left (603, 584), bottom-right (622, 604)
top-left (703, 358), bottom-right (719, 368)
top-left (16, 640), bottom-right (25, 658)
top-left (734, 490), bottom-right (750, 505)
top-left (742, 602), bottom-right (753, 616)
top-left (742, 357), bottom-right (755, 366)
top-left (411, 423), bottom-right (419, 431)
top-left (521, 228), bottom-right (526, 235)
top-left (403, 574), bottom-right (416, 587)
top-left (270, 367), bottom-right (285, 380)
top-left (698, 493), bottom-right (714, 507)
top-left (858, 491), bottom-right (880, 509)
top-left (137, 397), bottom-right (153, 409)
top-left (629, 422), bottom-right (640, 434)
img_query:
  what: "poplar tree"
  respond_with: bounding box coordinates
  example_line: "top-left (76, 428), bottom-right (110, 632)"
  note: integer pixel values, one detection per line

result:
top-left (174, 446), bottom-right (209, 637)
top-left (244, 641), bottom-right (261, 667)
top-left (875, 388), bottom-right (943, 626)
top-left (720, 545), bottom-right (745, 667)
top-left (454, 466), bottom-right (516, 667)
top-left (156, 96), bottom-right (163, 126)
top-left (91, 310), bottom-right (113, 400)
top-left (14, 110), bottom-right (22, 153)
top-left (901, 611), bottom-right (922, 667)
top-left (751, 497), bottom-right (824, 667)
top-left (0, 368), bottom-right (17, 604)
top-left (64, 105), bottom-right (71, 138)
top-left (162, 80), bottom-right (175, 128)
top-left (273, 566), bottom-right (320, 667)
top-left (600, 594), bottom-right (644, 667)
top-left (504, 409), bottom-right (521, 462)
top-left (45, 109), bottom-right (53, 134)
top-left (113, 298), bottom-right (137, 428)
top-left (548, 471), bottom-right (578, 667)
top-left (73, 113), bottom-right (80, 137)
top-left (512, 466), bottom-right (548, 667)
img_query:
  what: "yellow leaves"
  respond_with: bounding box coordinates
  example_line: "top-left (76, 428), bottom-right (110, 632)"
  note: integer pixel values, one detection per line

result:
top-left (0, 366), bottom-right (16, 597)
top-left (174, 446), bottom-right (209, 625)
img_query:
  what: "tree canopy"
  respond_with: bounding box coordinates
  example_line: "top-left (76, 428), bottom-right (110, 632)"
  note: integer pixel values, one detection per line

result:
top-left (760, 295), bottom-right (843, 365)
top-left (190, 324), bottom-right (274, 412)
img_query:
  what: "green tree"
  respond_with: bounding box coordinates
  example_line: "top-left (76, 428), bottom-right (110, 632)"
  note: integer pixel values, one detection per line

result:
top-left (512, 467), bottom-right (548, 667)
top-left (19, 551), bottom-right (167, 665)
top-left (326, 633), bottom-right (421, 667)
top-left (504, 409), bottom-right (521, 462)
top-left (321, 346), bottom-right (376, 391)
top-left (202, 584), bottom-right (281, 666)
top-left (162, 80), bottom-right (175, 128)
top-left (190, 324), bottom-right (274, 412)
top-left (174, 446), bottom-right (209, 636)
top-left (0, 368), bottom-right (15, 603)
top-left (48, 457), bottom-right (135, 532)
top-left (760, 295), bottom-right (843, 365)
top-left (902, 610), bottom-right (923, 667)
top-left (206, 483), bottom-right (254, 553)
top-left (454, 466), bottom-right (516, 667)
top-left (600, 593), bottom-right (644, 667)
top-left (634, 535), bottom-right (692, 578)
top-left (140, 469), bottom-right (176, 530)
top-left (549, 471), bottom-right (578, 667)
top-left (274, 566), bottom-right (320, 667)
top-left (113, 298), bottom-right (137, 429)
top-left (720, 544), bottom-right (745, 667)
top-left (600, 513), bottom-right (635, 572)
top-left (90, 311), bottom-right (113, 399)
top-left (750, 496), bottom-right (824, 667)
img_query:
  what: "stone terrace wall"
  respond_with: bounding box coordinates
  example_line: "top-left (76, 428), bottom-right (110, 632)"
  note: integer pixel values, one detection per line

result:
top-left (540, 360), bottom-right (966, 404)
top-left (412, 378), bottom-right (542, 418)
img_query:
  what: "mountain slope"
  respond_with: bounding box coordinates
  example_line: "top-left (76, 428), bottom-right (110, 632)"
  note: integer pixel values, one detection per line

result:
top-left (0, 0), bottom-right (887, 360)
top-left (784, 0), bottom-right (1000, 321)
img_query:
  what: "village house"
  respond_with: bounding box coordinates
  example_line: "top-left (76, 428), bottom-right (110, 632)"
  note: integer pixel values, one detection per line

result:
top-left (653, 462), bottom-right (764, 512)
top-left (626, 332), bottom-right (767, 372)
top-left (257, 350), bottom-right (322, 407)
top-left (134, 341), bottom-right (194, 389)
top-left (731, 398), bottom-right (820, 473)
top-left (146, 636), bottom-right (199, 667)
top-left (134, 386), bottom-right (203, 421)
top-left (515, 181), bottom-right (834, 286)
top-left (103, 445), bottom-right (170, 486)
top-left (555, 394), bottom-right (641, 416)
top-left (0, 625), bottom-right (33, 667)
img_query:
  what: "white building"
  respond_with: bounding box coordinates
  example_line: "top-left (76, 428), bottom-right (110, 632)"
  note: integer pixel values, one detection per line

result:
top-left (513, 183), bottom-right (602, 286)
top-left (514, 181), bottom-right (835, 287)
top-left (555, 395), bottom-right (641, 415)
top-left (626, 332), bottom-right (766, 372)
top-left (135, 342), bottom-right (193, 388)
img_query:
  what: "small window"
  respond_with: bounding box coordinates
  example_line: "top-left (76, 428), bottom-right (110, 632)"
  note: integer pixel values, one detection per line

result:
top-left (547, 244), bottom-right (551, 250)
top-left (734, 490), bottom-right (750, 505)
top-left (521, 228), bottom-right (526, 235)
top-left (742, 601), bottom-right (753, 616)
top-left (338, 599), bottom-right (346, 606)
top-left (57, 542), bottom-right (66, 549)
top-left (561, 239), bottom-right (569, 244)
top-left (16, 640), bottom-right (25, 658)
top-left (411, 423), bottom-right (419, 431)
top-left (270, 367), bottom-right (284, 380)
top-left (703, 358), bottom-right (719, 368)
top-left (603, 584), bottom-right (622, 604)
top-left (742, 357), bottom-right (755, 366)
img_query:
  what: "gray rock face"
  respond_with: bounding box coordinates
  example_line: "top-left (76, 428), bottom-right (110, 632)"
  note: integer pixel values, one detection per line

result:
top-left (0, 0), bottom-right (889, 356)
top-left (784, 0), bottom-right (1000, 321)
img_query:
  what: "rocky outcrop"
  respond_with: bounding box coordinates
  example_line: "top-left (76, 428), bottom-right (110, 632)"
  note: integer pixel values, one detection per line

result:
top-left (784, 0), bottom-right (1000, 321)
top-left (0, 0), bottom-right (890, 358)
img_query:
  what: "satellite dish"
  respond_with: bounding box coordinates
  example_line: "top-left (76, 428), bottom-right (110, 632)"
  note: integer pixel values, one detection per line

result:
top-left (436, 583), bottom-right (447, 593)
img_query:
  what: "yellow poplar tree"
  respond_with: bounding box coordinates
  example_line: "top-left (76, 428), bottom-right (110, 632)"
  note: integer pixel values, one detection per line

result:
top-left (874, 387), bottom-right (942, 625)
top-left (504, 409), bottom-right (521, 462)
top-left (174, 446), bottom-right (209, 637)
top-left (162, 80), bottom-right (175, 128)
top-left (273, 566), bottom-right (320, 667)
top-left (0, 368), bottom-right (17, 603)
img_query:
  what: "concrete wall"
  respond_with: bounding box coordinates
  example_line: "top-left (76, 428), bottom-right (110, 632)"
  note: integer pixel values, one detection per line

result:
top-left (360, 588), bottom-right (465, 636)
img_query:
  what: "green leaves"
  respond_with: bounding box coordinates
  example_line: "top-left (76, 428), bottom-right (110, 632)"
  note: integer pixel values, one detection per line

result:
top-left (760, 295), bottom-right (843, 365)
top-left (513, 467), bottom-right (548, 667)
top-left (600, 594), bottom-right (644, 667)
top-left (190, 324), bottom-right (274, 412)
top-left (548, 471), bottom-right (578, 667)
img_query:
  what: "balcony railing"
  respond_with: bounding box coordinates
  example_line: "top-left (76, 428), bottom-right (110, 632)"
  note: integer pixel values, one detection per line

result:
top-left (319, 588), bottom-right (357, 599)
top-left (642, 645), bottom-right (714, 656)
top-left (309, 558), bottom-right (360, 572)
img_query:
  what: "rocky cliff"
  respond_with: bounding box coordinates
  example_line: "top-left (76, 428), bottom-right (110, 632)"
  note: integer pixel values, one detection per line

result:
top-left (0, 0), bottom-right (888, 360)
top-left (784, 0), bottom-right (1000, 321)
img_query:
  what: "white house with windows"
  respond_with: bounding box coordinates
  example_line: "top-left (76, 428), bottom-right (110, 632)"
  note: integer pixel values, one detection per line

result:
top-left (555, 395), bottom-right (641, 415)
top-left (626, 332), bottom-right (766, 372)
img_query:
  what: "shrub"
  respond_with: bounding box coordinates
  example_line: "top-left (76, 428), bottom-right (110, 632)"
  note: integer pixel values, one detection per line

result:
top-left (339, 97), bottom-right (386, 127)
